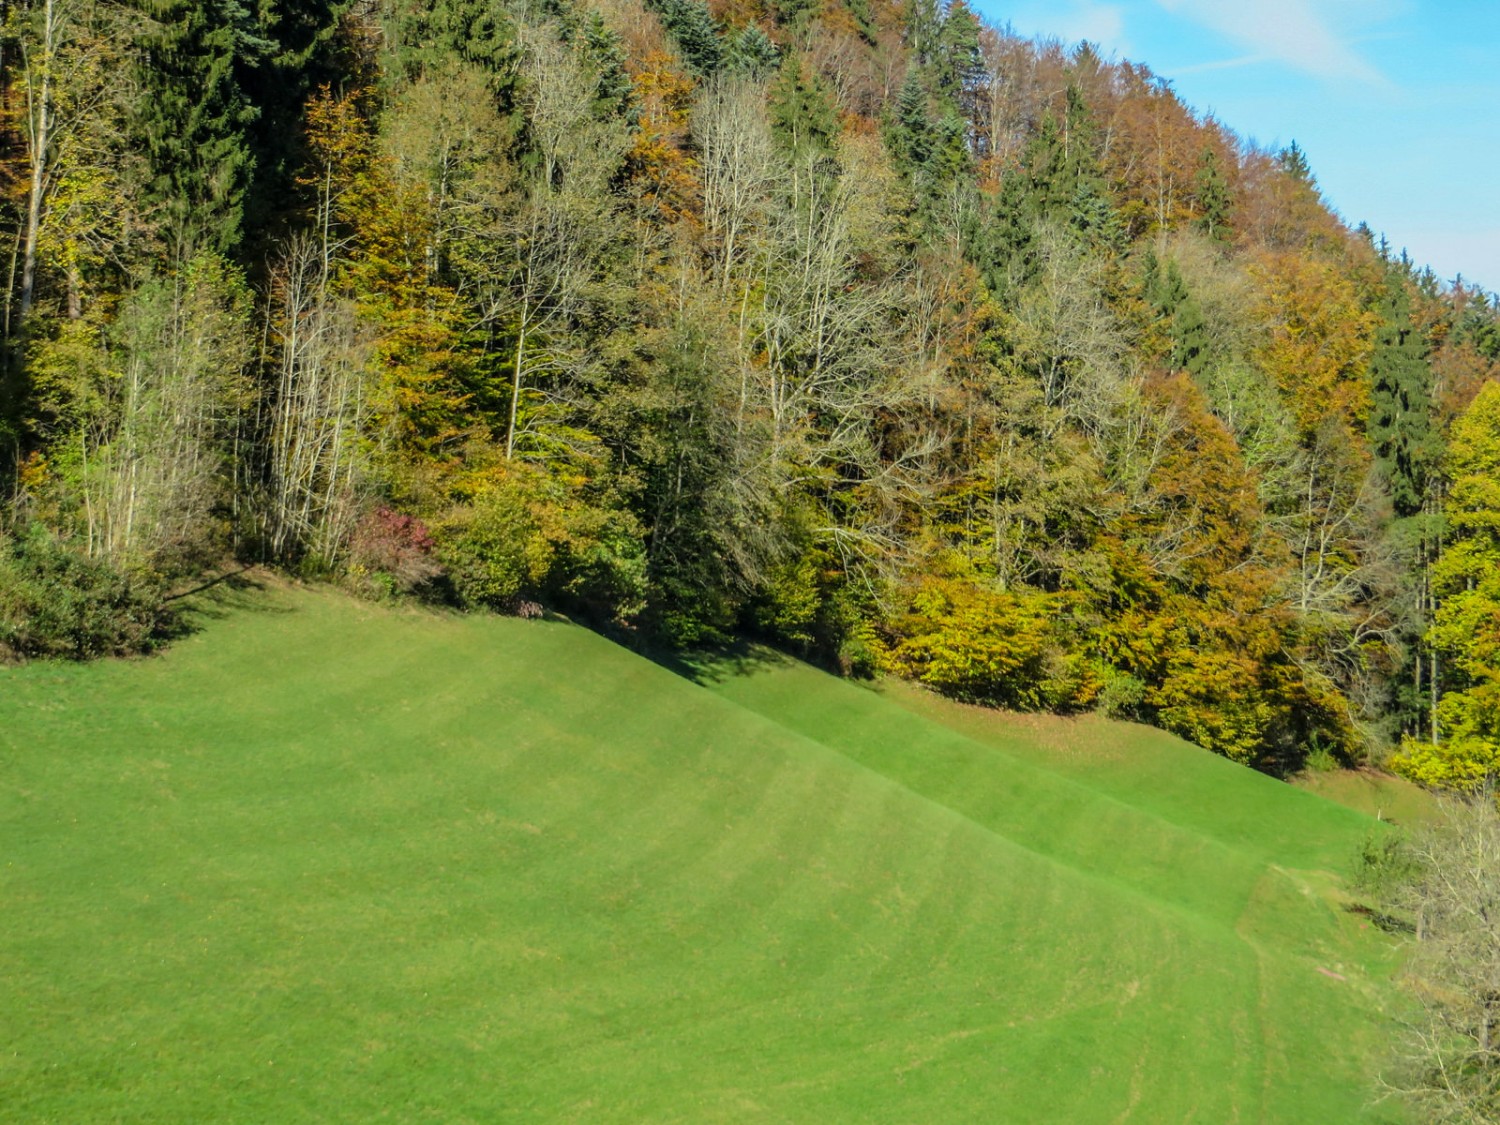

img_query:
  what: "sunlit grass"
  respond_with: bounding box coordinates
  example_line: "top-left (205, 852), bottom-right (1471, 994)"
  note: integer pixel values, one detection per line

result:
top-left (2, 584), bottom-right (1404, 1121)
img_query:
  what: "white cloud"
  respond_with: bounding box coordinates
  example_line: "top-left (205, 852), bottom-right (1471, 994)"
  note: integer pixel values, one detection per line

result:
top-left (1009, 2), bottom-right (1133, 57)
top-left (1167, 51), bottom-right (1270, 75)
top-left (1155, 0), bottom-right (1385, 84)
top-left (1054, 3), bottom-right (1131, 54)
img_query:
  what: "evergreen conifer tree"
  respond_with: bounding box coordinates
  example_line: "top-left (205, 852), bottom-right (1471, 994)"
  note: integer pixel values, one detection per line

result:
top-left (389, 0), bottom-right (518, 75)
top-left (1368, 267), bottom-right (1436, 517)
top-left (727, 24), bottom-right (779, 80)
top-left (845, 0), bottom-right (876, 42)
top-left (647, 0), bottom-right (722, 76)
top-left (584, 13), bottom-right (634, 118)
top-left (887, 71), bottom-right (932, 172)
top-left (1194, 146), bottom-right (1231, 245)
top-left (1279, 140), bottom-right (1313, 184)
top-left (999, 89), bottom-right (1119, 250)
top-left (930, 108), bottom-right (971, 183)
top-left (771, 56), bottom-right (840, 159)
top-left (237, 0), bottom-right (351, 252)
top-left (134, 0), bottom-right (274, 256)
top-left (1145, 256), bottom-right (1209, 376)
top-left (933, 1), bottom-right (982, 108)
top-left (904, 0), bottom-right (940, 65)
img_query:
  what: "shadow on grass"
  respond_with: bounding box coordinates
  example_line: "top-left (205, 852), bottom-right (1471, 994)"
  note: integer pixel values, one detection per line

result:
top-left (170, 567), bottom-right (292, 630)
top-left (1345, 901), bottom-right (1416, 935)
top-left (641, 636), bottom-right (793, 687)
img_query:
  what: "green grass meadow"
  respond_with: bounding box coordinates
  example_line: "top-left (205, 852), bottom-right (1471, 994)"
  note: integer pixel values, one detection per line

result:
top-left (2, 584), bottom-right (1407, 1121)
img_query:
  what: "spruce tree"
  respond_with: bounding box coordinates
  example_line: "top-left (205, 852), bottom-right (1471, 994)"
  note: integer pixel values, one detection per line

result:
top-left (1456, 290), bottom-right (1500, 362)
top-left (1146, 256), bottom-right (1209, 376)
top-left (766, 0), bottom-right (816, 30)
top-left (1170, 277), bottom-right (1208, 377)
top-left (933, 1), bottom-right (982, 108)
top-left (388, 0), bottom-right (519, 76)
top-left (133, 0), bottom-right (273, 257)
top-left (884, 67), bottom-right (969, 217)
top-left (1194, 146), bottom-right (1231, 245)
top-left (1279, 140), bottom-right (1313, 184)
top-left (904, 0), bottom-right (940, 65)
top-left (929, 108), bottom-right (971, 184)
top-left (771, 56), bottom-right (840, 159)
top-left (845, 0), bottom-right (875, 43)
top-left (647, 0), bottom-right (722, 76)
top-left (887, 71), bottom-right (932, 173)
top-left (583, 13), bottom-right (634, 119)
top-left (975, 170), bottom-right (1035, 297)
top-left (1141, 247), bottom-right (1161, 301)
top-left (239, 0), bottom-right (351, 254)
top-left (727, 24), bottom-right (779, 80)
top-left (1368, 268), bottom-right (1436, 518)
top-left (1008, 89), bottom-right (1118, 248)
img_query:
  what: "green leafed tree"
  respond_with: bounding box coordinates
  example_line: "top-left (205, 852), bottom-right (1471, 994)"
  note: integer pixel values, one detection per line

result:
top-left (1394, 381), bottom-right (1500, 789)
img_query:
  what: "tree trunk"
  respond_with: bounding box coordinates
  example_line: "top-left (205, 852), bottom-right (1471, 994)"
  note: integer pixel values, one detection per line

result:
top-left (1431, 647), bottom-right (1440, 745)
top-left (505, 302), bottom-right (528, 460)
top-left (19, 0), bottom-right (57, 329)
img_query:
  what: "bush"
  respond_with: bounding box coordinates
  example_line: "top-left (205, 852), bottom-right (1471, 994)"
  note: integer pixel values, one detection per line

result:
top-left (433, 464), bottom-right (645, 621)
top-left (0, 529), bottom-right (178, 661)
top-left (1391, 734), bottom-right (1500, 793)
top-left (750, 548), bottom-right (879, 674)
top-left (882, 572), bottom-right (1091, 710)
top-left (347, 507), bottom-right (443, 599)
top-left (1092, 663), bottom-right (1146, 719)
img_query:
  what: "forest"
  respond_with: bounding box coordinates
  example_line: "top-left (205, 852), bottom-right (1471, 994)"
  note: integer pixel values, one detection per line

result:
top-left (2, 0), bottom-right (1500, 786)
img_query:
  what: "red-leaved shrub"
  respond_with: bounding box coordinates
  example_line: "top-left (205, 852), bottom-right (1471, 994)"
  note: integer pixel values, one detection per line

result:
top-left (348, 507), bottom-right (443, 594)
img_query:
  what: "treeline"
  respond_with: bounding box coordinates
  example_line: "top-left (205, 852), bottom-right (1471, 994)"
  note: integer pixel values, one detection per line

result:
top-left (3, 0), bottom-right (1500, 779)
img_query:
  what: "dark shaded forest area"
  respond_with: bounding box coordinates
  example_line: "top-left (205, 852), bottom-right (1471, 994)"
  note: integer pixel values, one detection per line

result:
top-left (3, 0), bottom-right (1499, 781)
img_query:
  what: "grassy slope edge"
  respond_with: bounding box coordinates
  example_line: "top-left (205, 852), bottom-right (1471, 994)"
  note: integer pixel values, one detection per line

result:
top-left (1, 586), bottom-right (1403, 1122)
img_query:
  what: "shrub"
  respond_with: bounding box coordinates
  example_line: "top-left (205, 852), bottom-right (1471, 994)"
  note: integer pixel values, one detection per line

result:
top-left (347, 507), bottom-right (443, 598)
top-left (882, 572), bottom-right (1090, 710)
top-left (642, 572), bottom-right (738, 648)
top-left (1092, 663), bottom-right (1146, 719)
top-left (0, 529), bottom-right (178, 661)
top-left (750, 548), bottom-right (878, 673)
top-left (1390, 734), bottom-right (1500, 793)
top-left (433, 464), bottom-right (646, 621)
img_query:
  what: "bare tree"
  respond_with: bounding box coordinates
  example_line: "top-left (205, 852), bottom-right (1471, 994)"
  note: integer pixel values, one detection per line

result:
top-left (482, 24), bottom-right (628, 461)
top-left (1006, 225), bottom-right (1131, 440)
top-left (15, 0), bottom-right (62, 328)
top-left (1375, 794), bottom-right (1500, 1124)
top-left (693, 75), bottom-right (775, 293)
top-left (80, 257), bottom-right (252, 566)
top-left (261, 235), bottom-right (372, 563)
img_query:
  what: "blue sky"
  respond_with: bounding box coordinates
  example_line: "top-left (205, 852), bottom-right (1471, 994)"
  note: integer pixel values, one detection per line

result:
top-left (974, 0), bottom-right (1500, 292)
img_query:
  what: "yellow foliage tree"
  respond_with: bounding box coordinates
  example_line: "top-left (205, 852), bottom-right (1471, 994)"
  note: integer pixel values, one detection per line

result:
top-left (1394, 381), bottom-right (1500, 789)
top-left (1251, 249), bottom-right (1378, 437)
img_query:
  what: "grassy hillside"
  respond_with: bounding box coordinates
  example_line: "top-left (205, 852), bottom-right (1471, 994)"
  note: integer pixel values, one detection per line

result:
top-left (2, 586), bottom-right (1404, 1122)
